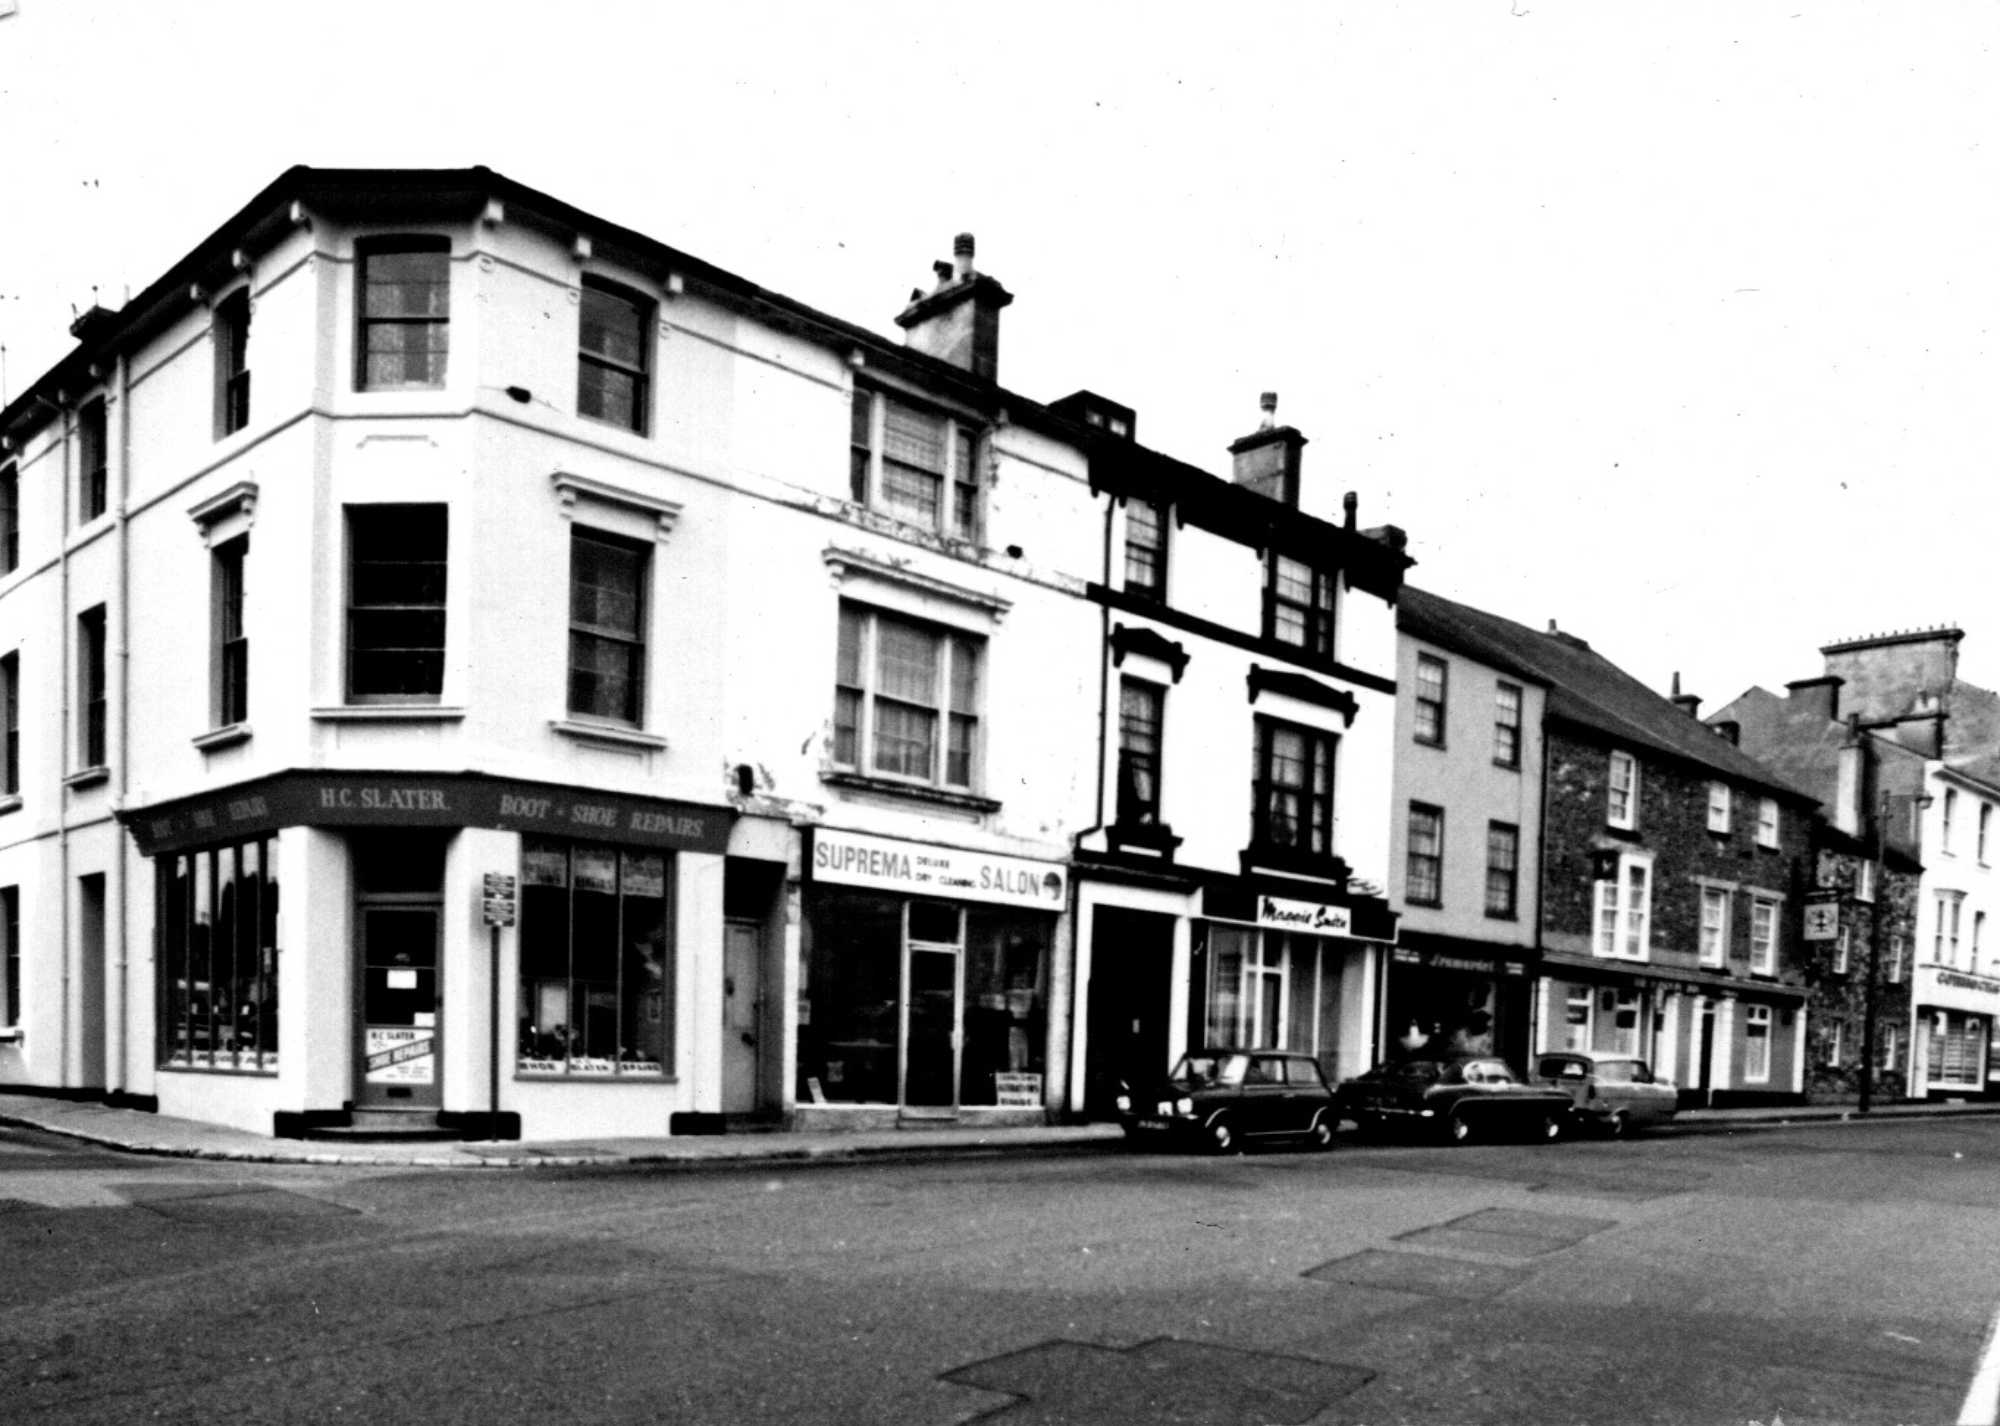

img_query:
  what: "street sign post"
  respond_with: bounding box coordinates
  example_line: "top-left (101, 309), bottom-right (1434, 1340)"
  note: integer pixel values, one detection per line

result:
top-left (481, 873), bottom-right (518, 1137)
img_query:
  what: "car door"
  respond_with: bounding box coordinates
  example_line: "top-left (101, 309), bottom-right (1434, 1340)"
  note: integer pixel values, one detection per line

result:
top-left (1625, 1060), bottom-right (1677, 1123)
top-left (1241, 1054), bottom-right (1289, 1135)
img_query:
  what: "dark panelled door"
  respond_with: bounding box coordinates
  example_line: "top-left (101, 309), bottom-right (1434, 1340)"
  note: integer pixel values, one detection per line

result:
top-left (1086, 907), bottom-right (1175, 1118)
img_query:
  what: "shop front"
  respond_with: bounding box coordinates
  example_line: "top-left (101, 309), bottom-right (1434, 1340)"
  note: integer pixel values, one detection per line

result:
top-left (799, 827), bottom-right (1069, 1125)
top-left (1912, 965), bottom-right (2000, 1099)
top-left (1385, 932), bottom-right (1531, 1070)
top-left (126, 769), bottom-right (732, 1140)
top-left (1188, 885), bottom-right (1389, 1088)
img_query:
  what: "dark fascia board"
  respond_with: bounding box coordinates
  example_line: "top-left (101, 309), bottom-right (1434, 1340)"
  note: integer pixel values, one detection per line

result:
top-left (1, 165), bottom-right (1078, 451)
top-left (1546, 706), bottom-right (1821, 809)
top-left (1085, 437), bottom-right (1413, 601)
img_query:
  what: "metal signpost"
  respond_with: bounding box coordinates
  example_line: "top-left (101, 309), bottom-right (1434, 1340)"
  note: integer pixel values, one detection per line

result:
top-left (482, 873), bottom-right (517, 1138)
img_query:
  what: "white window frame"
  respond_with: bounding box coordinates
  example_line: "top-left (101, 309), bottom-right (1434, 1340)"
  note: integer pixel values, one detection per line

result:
top-left (1593, 851), bottom-right (1653, 961)
top-left (1756, 797), bottom-right (1780, 848)
top-left (1882, 1024), bottom-right (1901, 1071)
top-left (1887, 932), bottom-right (1905, 983)
top-left (1855, 860), bottom-right (1876, 904)
top-left (1937, 891), bottom-right (1964, 966)
top-left (1833, 925), bottom-right (1850, 975)
top-left (850, 386), bottom-right (983, 542)
top-left (1943, 788), bottom-right (1958, 854)
top-left (1707, 782), bottom-right (1731, 834)
top-left (1983, 802), bottom-right (1993, 865)
top-left (1977, 910), bottom-right (1988, 971)
top-left (1607, 751), bottom-right (1638, 829)
top-left (832, 603), bottom-right (983, 793)
top-left (1825, 1016), bottom-right (1844, 1068)
top-left (1699, 886), bottom-right (1730, 968)
top-left (1749, 896), bottom-right (1778, 975)
top-left (1563, 985), bottom-right (1592, 1052)
top-left (1744, 1004), bottom-right (1773, 1083)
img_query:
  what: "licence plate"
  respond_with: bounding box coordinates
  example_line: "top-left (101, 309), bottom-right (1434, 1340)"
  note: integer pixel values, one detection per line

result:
top-left (1134, 1119), bottom-right (1170, 1132)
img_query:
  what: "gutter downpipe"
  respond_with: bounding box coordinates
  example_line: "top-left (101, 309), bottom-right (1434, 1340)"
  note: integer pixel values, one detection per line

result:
top-left (57, 408), bottom-right (72, 1088)
top-left (112, 351), bottom-right (132, 1101)
top-left (1066, 478), bottom-right (1116, 1121)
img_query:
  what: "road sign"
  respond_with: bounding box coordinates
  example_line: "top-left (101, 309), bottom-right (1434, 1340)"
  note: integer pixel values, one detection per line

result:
top-left (482, 872), bottom-right (517, 927)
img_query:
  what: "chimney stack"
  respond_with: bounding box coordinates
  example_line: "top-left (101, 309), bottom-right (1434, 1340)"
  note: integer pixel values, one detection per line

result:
top-left (895, 232), bottom-right (1014, 382)
top-left (1834, 713), bottom-right (1864, 837)
top-left (1785, 675), bottom-right (1842, 723)
top-left (1229, 391), bottom-right (1307, 506)
top-left (1670, 671), bottom-right (1702, 720)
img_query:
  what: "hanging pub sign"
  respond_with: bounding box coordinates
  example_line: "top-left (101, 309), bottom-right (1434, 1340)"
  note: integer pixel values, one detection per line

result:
top-left (1803, 893), bottom-right (1841, 942)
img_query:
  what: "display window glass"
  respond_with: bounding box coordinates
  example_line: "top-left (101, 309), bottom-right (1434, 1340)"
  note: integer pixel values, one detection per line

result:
top-left (516, 836), bottom-right (671, 1077)
top-left (158, 837), bottom-right (280, 1071)
top-left (961, 908), bottom-right (1048, 1106)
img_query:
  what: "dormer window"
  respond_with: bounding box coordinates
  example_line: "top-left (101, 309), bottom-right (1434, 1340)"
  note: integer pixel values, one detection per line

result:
top-left (849, 389), bottom-right (981, 541)
top-left (1264, 553), bottom-right (1334, 658)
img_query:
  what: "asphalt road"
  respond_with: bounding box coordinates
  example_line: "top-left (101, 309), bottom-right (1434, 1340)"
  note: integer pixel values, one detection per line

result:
top-left (2, 1117), bottom-right (1996, 1425)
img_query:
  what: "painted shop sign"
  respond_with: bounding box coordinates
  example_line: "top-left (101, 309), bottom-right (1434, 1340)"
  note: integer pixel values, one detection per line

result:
top-left (1256, 895), bottom-right (1353, 936)
top-left (1393, 945), bottom-right (1528, 977)
top-left (810, 828), bottom-right (1067, 911)
top-left (1931, 968), bottom-right (2000, 999)
top-left (364, 1028), bottom-right (434, 1084)
top-left (121, 771), bottom-right (734, 857)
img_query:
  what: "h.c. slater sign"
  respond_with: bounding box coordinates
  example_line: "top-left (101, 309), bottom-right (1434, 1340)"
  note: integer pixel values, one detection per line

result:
top-left (121, 771), bottom-right (732, 857)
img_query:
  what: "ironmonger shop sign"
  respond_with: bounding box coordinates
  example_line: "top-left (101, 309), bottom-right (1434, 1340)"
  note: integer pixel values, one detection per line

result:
top-left (122, 771), bottom-right (732, 857)
top-left (810, 827), bottom-right (1067, 911)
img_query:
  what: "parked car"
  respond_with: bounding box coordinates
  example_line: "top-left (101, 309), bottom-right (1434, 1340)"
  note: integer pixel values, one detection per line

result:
top-left (1533, 1052), bottom-right (1679, 1136)
top-left (1336, 1055), bottom-right (1572, 1144)
top-left (1117, 1048), bottom-right (1339, 1153)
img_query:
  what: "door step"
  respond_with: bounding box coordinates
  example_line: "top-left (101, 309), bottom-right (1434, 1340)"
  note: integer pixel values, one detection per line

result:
top-left (303, 1109), bottom-right (461, 1142)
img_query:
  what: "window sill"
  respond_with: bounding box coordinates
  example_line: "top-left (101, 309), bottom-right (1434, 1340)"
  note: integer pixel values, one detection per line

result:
top-left (192, 723), bottom-right (252, 753)
top-left (550, 718), bottom-right (668, 751)
top-left (0, 1027), bottom-right (20, 1045)
top-left (1405, 897), bottom-right (1443, 910)
top-left (1483, 910), bottom-right (1519, 922)
top-left (1239, 844), bottom-right (1351, 885)
top-left (821, 770), bottom-right (1001, 814)
top-left (0, 793), bottom-right (20, 817)
top-left (1107, 820), bottom-right (1183, 856)
top-left (64, 765), bottom-right (110, 790)
top-left (311, 705), bottom-right (467, 723)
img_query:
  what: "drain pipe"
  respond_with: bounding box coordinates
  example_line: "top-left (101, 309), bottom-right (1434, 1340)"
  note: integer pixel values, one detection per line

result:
top-left (111, 351), bottom-right (132, 1100)
top-left (56, 405), bottom-right (72, 1088)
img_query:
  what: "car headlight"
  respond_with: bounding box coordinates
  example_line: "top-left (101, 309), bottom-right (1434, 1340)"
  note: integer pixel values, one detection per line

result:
top-left (1176, 1097), bottom-right (1195, 1116)
top-left (1115, 1094), bottom-right (1131, 1113)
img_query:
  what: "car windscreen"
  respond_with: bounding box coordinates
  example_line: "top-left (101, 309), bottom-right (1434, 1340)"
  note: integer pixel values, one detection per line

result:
top-left (1171, 1053), bottom-right (1249, 1087)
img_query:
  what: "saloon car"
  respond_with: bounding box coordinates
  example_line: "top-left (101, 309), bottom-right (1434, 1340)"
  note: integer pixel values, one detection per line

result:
top-left (1118, 1049), bottom-right (1339, 1153)
top-left (1533, 1053), bottom-right (1680, 1136)
top-left (1336, 1055), bottom-right (1573, 1144)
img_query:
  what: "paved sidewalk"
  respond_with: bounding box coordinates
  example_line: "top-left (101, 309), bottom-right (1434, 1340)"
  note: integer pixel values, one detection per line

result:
top-left (2, 1092), bottom-right (1996, 1171)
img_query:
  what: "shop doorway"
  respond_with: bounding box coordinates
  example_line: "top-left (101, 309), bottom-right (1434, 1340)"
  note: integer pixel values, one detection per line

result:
top-left (1085, 907), bottom-right (1173, 1118)
top-left (721, 919), bottom-right (764, 1114)
top-left (1696, 999), bottom-right (1716, 1100)
top-left (354, 834), bottom-right (446, 1112)
top-left (902, 901), bottom-right (963, 1113)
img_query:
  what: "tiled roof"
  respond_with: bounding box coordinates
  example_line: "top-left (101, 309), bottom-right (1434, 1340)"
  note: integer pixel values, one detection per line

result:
top-left (1400, 586), bottom-right (1815, 802)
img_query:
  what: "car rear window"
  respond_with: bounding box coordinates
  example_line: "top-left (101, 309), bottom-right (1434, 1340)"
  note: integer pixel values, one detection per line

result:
top-left (1596, 1060), bottom-right (1637, 1083)
top-left (1540, 1057), bottom-right (1587, 1079)
top-left (1174, 1053), bottom-right (1249, 1087)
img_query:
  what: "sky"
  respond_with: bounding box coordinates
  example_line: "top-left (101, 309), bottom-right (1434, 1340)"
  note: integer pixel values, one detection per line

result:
top-left (1, 1), bottom-right (1994, 713)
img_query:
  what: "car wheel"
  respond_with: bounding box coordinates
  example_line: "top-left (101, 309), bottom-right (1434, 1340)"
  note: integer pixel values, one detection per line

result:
top-left (1206, 1115), bottom-right (1238, 1155)
top-left (1536, 1112), bottom-right (1563, 1144)
top-left (1306, 1110), bottom-right (1336, 1151)
top-left (1447, 1111), bottom-right (1473, 1145)
top-left (1606, 1110), bottom-right (1630, 1139)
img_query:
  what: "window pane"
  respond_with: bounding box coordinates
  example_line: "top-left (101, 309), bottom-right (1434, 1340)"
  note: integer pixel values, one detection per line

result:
top-left (874, 701), bottom-right (936, 778)
top-left (875, 620), bottom-right (938, 704)
top-left (882, 401), bottom-right (944, 471)
top-left (364, 250), bottom-right (450, 317)
top-left (571, 536), bottom-right (643, 638)
top-left (580, 286), bottom-right (646, 369)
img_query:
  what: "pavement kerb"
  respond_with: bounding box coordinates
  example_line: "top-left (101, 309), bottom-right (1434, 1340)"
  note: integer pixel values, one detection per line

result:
top-left (3, 1096), bottom-right (1999, 1170)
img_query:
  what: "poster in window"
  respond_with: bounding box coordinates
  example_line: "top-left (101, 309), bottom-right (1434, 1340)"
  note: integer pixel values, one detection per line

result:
top-left (622, 851), bottom-right (666, 899)
top-left (574, 847), bottom-right (617, 895)
top-left (522, 843), bottom-right (569, 887)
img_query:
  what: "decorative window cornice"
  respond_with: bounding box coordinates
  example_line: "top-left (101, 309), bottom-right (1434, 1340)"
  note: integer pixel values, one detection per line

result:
top-left (187, 480), bottom-right (259, 546)
top-left (1246, 662), bottom-right (1358, 725)
top-left (1110, 623), bottom-right (1188, 683)
top-left (822, 546), bottom-right (1012, 624)
top-left (551, 471), bottom-right (682, 543)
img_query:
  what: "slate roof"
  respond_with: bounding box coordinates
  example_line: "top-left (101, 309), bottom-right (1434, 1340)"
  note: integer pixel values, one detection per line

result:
top-left (1399, 586), bottom-right (1815, 803)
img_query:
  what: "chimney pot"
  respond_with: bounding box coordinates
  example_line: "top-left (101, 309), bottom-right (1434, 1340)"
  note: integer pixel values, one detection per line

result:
top-left (1259, 392), bottom-right (1278, 429)
top-left (953, 232), bottom-right (975, 280)
top-left (1343, 491), bottom-right (1358, 530)
top-left (896, 232), bottom-right (1012, 381)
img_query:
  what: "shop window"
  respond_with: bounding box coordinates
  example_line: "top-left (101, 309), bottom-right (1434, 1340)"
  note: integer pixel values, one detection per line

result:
top-left (960, 908), bottom-right (1049, 1107)
top-left (357, 238), bottom-right (449, 390)
top-left (1593, 988), bottom-right (1640, 1057)
top-left (1264, 554), bottom-right (1334, 657)
top-left (833, 604), bottom-right (980, 790)
top-left (849, 388), bottom-right (981, 541)
top-left (1253, 718), bottom-right (1336, 858)
top-left (1929, 1011), bottom-right (1986, 1087)
top-left (1485, 822), bottom-right (1519, 919)
top-left (78, 398), bottom-right (108, 524)
top-left (1749, 897), bottom-right (1777, 974)
top-left (516, 837), bottom-right (672, 1077)
top-left (0, 461), bottom-right (17, 574)
top-left (1607, 751), bottom-right (1638, 829)
top-left (213, 536), bottom-right (249, 728)
top-left (214, 288), bottom-right (251, 437)
top-left (1202, 926), bottom-right (1333, 1053)
top-left (1593, 852), bottom-right (1651, 961)
top-left (1123, 498), bottom-right (1167, 602)
top-left (568, 529), bottom-right (648, 725)
top-left (802, 891), bottom-right (903, 1104)
top-left (578, 279), bottom-right (652, 434)
top-left (77, 605), bottom-right (107, 770)
top-left (1744, 1004), bottom-right (1772, 1082)
top-left (346, 504), bottom-right (447, 702)
top-left (0, 885), bottom-right (16, 1029)
top-left (1493, 682), bottom-right (1521, 768)
top-left (1563, 985), bottom-right (1591, 1052)
top-left (1405, 804), bottom-right (1443, 907)
top-left (1699, 886), bottom-right (1729, 968)
top-left (158, 837), bottom-right (280, 1071)
top-left (1115, 678), bottom-right (1164, 826)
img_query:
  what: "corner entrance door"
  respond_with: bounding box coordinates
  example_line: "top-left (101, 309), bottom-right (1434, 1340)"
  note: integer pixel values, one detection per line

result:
top-left (358, 906), bottom-right (442, 1110)
top-left (721, 920), bottom-right (763, 1114)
